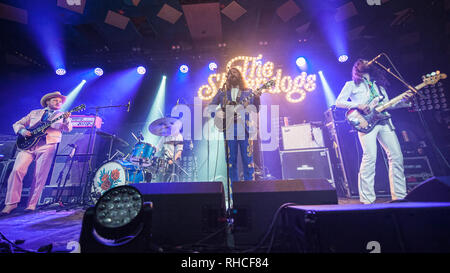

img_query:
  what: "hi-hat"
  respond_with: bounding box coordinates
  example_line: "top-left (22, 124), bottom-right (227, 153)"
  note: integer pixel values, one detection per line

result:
top-left (148, 117), bottom-right (182, 136)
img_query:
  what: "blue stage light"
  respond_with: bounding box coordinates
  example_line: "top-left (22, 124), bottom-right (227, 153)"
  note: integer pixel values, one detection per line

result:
top-left (338, 55), bottom-right (349, 63)
top-left (94, 68), bottom-right (104, 76)
top-left (296, 57), bottom-right (306, 68)
top-left (180, 65), bottom-right (189, 73)
top-left (208, 62), bottom-right (217, 71)
top-left (137, 66), bottom-right (146, 75)
top-left (56, 68), bottom-right (66, 76)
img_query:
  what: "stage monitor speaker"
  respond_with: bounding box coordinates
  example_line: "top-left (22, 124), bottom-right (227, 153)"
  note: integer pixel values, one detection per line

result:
top-left (132, 182), bottom-right (226, 248)
top-left (231, 179), bottom-right (338, 247)
top-left (405, 176), bottom-right (450, 202)
top-left (279, 202), bottom-right (450, 253)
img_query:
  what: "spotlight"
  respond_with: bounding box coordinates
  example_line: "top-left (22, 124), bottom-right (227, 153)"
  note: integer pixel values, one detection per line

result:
top-left (208, 62), bottom-right (217, 71)
top-left (180, 65), bottom-right (189, 73)
top-left (338, 55), bottom-right (349, 63)
top-left (296, 57), bottom-right (306, 67)
top-left (79, 185), bottom-right (155, 253)
top-left (94, 68), bottom-right (104, 76)
top-left (56, 68), bottom-right (66, 76)
top-left (137, 66), bottom-right (146, 75)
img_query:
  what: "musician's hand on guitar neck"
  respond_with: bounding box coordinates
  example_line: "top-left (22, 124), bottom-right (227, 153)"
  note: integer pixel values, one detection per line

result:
top-left (21, 130), bottom-right (32, 137)
top-left (357, 104), bottom-right (370, 114)
top-left (63, 112), bottom-right (71, 120)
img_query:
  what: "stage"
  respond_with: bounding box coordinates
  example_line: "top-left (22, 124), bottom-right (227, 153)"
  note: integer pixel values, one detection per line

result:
top-left (2, 196), bottom-right (449, 253)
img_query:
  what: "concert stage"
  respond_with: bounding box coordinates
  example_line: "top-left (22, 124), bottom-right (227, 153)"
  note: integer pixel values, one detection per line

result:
top-left (1, 196), bottom-right (449, 253)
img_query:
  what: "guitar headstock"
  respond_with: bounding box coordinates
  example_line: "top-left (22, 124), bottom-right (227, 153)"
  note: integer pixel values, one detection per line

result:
top-left (71, 104), bottom-right (86, 113)
top-left (254, 80), bottom-right (276, 95)
top-left (422, 71), bottom-right (447, 86)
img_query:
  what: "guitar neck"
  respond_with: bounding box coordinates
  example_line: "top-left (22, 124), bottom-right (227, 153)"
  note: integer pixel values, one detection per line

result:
top-left (375, 82), bottom-right (425, 112)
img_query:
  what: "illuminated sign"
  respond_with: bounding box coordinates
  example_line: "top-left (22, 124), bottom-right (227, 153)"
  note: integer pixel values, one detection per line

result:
top-left (197, 54), bottom-right (317, 103)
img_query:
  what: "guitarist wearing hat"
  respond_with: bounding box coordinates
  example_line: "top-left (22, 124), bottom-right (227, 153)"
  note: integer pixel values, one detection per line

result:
top-left (1, 91), bottom-right (73, 215)
top-left (210, 67), bottom-right (261, 183)
top-left (335, 59), bottom-right (413, 204)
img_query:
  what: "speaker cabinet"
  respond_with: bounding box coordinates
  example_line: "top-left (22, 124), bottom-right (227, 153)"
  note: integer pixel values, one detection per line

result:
top-left (132, 182), bottom-right (226, 247)
top-left (280, 202), bottom-right (450, 253)
top-left (231, 179), bottom-right (338, 247)
top-left (405, 176), bottom-right (450, 202)
top-left (279, 148), bottom-right (334, 186)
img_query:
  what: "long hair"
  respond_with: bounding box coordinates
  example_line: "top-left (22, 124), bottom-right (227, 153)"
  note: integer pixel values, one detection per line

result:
top-left (223, 67), bottom-right (247, 91)
top-left (352, 58), bottom-right (390, 88)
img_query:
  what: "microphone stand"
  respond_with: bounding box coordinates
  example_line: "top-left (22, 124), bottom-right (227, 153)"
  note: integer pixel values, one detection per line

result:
top-left (78, 103), bottom-right (129, 207)
top-left (57, 145), bottom-right (78, 208)
top-left (372, 56), bottom-right (421, 96)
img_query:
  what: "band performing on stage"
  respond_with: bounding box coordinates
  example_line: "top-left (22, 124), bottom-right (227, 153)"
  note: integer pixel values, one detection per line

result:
top-left (0, 0), bottom-right (449, 255)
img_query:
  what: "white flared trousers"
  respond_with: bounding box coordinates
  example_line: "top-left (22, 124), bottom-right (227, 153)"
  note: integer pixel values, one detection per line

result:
top-left (357, 124), bottom-right (407, 204)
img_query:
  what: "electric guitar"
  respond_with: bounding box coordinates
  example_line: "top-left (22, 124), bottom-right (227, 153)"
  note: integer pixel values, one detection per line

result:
top-left (16, 104), bottom-right (86, 150)
top-left (214, 80), bottom-right (275, 132)
top-left (346, 71), bottom-right (446, 133)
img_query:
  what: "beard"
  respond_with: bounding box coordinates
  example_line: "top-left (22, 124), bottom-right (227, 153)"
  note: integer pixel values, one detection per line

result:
top-left (229, 75), bottom-right (239, 86)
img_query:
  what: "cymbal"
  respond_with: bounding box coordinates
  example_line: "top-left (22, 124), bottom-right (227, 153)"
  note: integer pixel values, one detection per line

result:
top-left (164, 140), bottom-right (183, 145)
top-left (96, 130), bottom-right (129, 146)
top-left (148, 117), bottom-right (182, 136)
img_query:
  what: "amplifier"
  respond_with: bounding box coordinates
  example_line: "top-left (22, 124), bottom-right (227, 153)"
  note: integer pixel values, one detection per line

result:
top-left (71, 115), bottom-right (102, 128)
top-left (280, 148), bottom-right (335, 186)
top-left (0, 139), bottom-right (16, 161)
top-left (281, 123), bottom-right (324, 150)
top-left (404, 156), bottom-right (434, 191)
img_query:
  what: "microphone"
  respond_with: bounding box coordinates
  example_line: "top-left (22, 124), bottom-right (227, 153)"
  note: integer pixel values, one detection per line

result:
top-left (138, 131), bottom-right (144, 141)
top-left (367, 54), bottom-right (382, 66)
top-left (127, 101), bottom-right (131, 112)
top-left (68, 144), bottom-right (77, 148)
top-left (176, 98), bottom-right (180, 105)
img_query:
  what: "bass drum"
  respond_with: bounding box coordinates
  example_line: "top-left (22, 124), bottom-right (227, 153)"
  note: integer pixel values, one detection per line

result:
top-left (91, 160), bottom-right (150, 199)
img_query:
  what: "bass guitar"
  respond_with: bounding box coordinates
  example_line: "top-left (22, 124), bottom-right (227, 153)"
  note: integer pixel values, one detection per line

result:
top-left (214, 80), bottom-right (275, 132)
top-left (346, 71), bottom-right (446, 133)
top-left (16, 104), bottom-right (86, 150)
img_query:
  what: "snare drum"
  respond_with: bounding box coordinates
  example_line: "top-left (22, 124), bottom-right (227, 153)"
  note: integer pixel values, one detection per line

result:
top-left (130, 142), bottom-right (155, 166)
top-left (92, 160), bottom-right (148, 197)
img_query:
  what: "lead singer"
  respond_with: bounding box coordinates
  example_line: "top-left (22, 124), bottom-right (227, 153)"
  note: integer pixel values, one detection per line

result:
top-left (210, 67), bottom-right (260, 183)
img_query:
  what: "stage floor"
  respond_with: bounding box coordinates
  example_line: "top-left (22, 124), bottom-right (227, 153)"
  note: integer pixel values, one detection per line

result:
top-left (0, 197), bottom-right (390, 253)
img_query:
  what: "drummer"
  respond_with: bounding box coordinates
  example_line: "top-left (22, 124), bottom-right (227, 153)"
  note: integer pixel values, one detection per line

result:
top-left (155, 120), bottom-right (183, 164)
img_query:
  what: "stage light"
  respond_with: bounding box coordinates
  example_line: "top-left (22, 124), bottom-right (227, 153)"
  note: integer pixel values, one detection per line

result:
top-left (137, 66), bottom-right (146, 75)
top-left (56, 68), bottom-right (66, 76)
top-left (61, 79), bottom-right (87, 111)
top-left (296, 57), bottom-right (306, 68)
top-left (338, 54), bottom-right (348, 63)
top-left (180, 65), bottom-right (189, 73)
top-left (79, 185), bottom-right (155, 253)
top-left (143, 75), bottom-right (167, 143)
top-left (209, 62), bottom-right (217, 71)
top-left (318, 70), bottom-right (336, 107)
top-left (94, 68), bottom-right (104, 76)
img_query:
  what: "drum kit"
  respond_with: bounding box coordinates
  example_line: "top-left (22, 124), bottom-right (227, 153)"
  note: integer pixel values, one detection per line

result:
top-left (91, 117), bottom-right (189, 198)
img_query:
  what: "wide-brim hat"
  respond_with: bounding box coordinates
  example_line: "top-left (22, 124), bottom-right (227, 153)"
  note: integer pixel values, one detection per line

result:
top-left (40, 91), bottom-right (66, 107)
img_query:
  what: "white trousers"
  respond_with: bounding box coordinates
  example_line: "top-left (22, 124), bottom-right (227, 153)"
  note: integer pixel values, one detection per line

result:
top-left (357, 124), bottom-right (407, 203)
